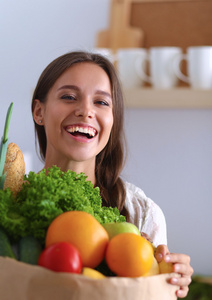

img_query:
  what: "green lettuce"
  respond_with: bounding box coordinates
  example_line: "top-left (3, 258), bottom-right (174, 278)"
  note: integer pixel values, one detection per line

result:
top-left (0, 166), bottom-right (125, 244)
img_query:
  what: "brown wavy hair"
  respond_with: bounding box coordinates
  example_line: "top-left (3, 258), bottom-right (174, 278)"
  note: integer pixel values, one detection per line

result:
top-left (31, 51), bottom-right (129, 220)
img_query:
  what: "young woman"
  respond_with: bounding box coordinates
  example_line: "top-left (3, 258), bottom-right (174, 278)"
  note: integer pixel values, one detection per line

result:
top-left (32, 51), bottom-right (193, 298)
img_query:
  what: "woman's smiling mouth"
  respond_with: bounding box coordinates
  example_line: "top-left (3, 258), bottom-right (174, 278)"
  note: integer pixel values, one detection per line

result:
top-left (66, 125), bottom-right (97, 139)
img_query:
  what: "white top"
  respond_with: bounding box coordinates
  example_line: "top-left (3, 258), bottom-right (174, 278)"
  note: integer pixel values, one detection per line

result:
top-left (124, 182), bottom-right (167, 247)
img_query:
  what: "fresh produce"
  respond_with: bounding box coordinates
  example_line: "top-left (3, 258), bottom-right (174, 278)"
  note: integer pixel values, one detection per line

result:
top-left (105, 232), bottom-right (154, 277)
top-left (38, 242), bottom-right (82, 274)
top-left (0, 166), bottom-right (125, 245)
top-left (159, 259), bottom-right (173, 274)
top-left (143, 256), bottom-right (159, 277)
top-left (0, 227), bottom-right (16, 259)
top-left (95, 259), bottom-right (117, 277)
top-left (18, 236), bottom-right (42, 265)
top-left (103, 221), bottom-right (140, 240)
top-left (82, 267), bottom-right (106, 279)
top-left (45, 211), bottom-right (109, 268)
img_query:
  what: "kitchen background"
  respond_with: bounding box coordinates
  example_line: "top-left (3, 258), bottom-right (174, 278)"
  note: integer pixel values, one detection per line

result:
top-left (0, 0), bottom-right (212, 276)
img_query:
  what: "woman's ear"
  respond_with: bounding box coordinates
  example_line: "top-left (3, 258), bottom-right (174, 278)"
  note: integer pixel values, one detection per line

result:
top-left (33, 99), bottom-right (44, 125)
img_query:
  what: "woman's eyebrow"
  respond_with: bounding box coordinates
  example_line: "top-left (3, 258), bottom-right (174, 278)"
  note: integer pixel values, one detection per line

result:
top-left (57, 85), bottom-right (80, 91)
top-left (96, 90), bottom-right (112, 100)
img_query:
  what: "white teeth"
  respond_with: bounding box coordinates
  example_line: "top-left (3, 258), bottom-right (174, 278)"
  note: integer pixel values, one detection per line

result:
top-left (67, 126), bottom-right (96, 137)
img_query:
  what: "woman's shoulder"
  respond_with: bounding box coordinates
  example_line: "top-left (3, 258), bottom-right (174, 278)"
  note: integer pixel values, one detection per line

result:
top-left (124, 181), bottom-right (152, 206)
top-left (124, 181), bottom-right (160, 217)
top-left (123, 181), bottom-right (167, 246)
top-left (123, 181), bottom-right (165, 221)
top-left (124, 181), bottom-right (146, 196)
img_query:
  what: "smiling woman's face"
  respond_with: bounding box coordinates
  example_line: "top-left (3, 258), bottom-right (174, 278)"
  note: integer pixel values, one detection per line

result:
top-left (34, 62), bottom-right (113, 168)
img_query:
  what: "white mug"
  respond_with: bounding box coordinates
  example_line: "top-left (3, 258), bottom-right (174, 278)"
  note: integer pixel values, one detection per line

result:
top-left (137, 47), bottom-right (182, 89)
top-left (173, 46), bottom-right (212, 89)
top-left (116, 48), bottom-right (147, 88)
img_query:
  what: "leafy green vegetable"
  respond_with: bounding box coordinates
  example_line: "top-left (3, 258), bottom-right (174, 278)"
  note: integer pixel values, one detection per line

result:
top-left (0, 166), bottom-right (125, 244)
top-left (95, 259), bottom-right (116, 277)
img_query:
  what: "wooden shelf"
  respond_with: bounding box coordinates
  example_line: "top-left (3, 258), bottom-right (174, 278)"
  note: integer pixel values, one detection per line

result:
top-left (132, 0), bottom-right (194, 3)
top-left (123, 88), bottom-right (212, 109)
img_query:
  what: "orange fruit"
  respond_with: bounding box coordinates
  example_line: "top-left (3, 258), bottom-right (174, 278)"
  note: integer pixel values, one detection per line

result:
top-left (45, 211), bottom-right (109, 268)
top-left (143, 256), bottom-right (159, 277)
top-left (105, 232), bottom-right (154, 277)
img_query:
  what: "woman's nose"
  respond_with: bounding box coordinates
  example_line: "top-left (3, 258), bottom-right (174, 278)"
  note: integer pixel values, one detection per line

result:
top-left (75, 100), bottom-right (95, 119)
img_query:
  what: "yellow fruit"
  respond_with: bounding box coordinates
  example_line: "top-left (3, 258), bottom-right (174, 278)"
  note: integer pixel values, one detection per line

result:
top-left (45, 211), bottom-right (109, 268)
top-left (159, 260), bottom-right (173, 274)
top-left (143, 256), bottom-right (159, 277)
top-left (82, 267), bottom-right (106, 279)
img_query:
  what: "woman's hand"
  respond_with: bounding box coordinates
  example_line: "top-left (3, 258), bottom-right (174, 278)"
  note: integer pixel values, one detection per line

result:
top-left (155, 244), bottom-right (193, 298)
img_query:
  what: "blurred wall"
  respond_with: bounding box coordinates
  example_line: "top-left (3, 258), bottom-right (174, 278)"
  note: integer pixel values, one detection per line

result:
top-left (0, 0), bottom-right (211, 275)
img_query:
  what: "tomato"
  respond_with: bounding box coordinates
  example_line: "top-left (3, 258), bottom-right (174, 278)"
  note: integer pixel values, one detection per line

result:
top-left (38, 242), bottom-right (82, 274)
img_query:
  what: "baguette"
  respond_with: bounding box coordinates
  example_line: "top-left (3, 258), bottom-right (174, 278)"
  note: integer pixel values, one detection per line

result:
top-left (3, 142), bottom-right (25, 197)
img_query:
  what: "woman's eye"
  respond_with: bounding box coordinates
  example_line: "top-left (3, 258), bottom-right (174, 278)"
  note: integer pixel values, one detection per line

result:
top-left (61, 95), bottom-right (76, 101)
top-left (95, 100), bottom-right (109, 106)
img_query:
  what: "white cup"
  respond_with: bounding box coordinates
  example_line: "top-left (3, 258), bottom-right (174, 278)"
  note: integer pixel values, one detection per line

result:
top-left (137, 47), bottom-right (182, 89)
top-left (92, 48), bottom-right (114, 63)
top-left (116, 48), bottom-right (147, 88)
top-left (173, 46), bottom-right (212, 89)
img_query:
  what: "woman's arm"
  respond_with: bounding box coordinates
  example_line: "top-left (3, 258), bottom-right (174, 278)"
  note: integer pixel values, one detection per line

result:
top-left (155, 244), bottom-right (194, 298)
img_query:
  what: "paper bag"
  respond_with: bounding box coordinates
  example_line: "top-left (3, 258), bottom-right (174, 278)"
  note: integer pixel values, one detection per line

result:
top-left (0, 257), bottom-right (179, 300)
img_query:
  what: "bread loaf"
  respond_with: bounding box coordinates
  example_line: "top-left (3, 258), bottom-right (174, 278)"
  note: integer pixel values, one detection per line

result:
top-left (3, 143), bottom-right (25, 197)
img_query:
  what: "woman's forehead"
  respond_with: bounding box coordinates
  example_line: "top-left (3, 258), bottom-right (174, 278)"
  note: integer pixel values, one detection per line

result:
top-left (51, 62), bottom-right (112, 93)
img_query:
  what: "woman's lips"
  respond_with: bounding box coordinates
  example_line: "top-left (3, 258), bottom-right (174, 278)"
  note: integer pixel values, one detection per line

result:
top-left (66, 125), bottom-right (97, 137)
top-left (65, 125), bottom-right (98, 141)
